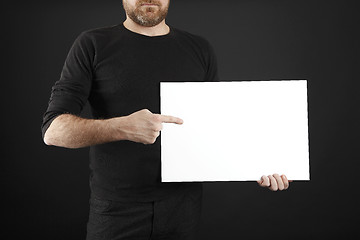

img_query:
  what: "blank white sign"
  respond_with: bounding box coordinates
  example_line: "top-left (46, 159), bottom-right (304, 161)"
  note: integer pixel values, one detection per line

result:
top-left (160, 80), bottom-right (310, 182)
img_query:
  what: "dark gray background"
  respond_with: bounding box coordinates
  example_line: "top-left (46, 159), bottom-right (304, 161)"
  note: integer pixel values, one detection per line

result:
top-left (2, 0), bottom-right (359, 239)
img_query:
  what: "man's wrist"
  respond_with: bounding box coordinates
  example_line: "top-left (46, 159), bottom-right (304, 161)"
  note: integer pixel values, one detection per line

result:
top-left (105, 116), bottom-right (129, 142)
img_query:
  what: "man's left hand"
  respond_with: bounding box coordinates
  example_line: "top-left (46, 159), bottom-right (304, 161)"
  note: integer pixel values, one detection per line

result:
top-left (257, 174), bottom-right (292, 191)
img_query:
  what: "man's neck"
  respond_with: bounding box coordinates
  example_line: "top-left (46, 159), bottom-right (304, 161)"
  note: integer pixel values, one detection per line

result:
top-left (123, 18), bottom-right (170, 37)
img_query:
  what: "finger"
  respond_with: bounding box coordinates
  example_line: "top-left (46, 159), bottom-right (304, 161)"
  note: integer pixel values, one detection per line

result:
top-left (281, 175), bottom-right (290, 189)
top-left (155, 131), bottom-right (160, 138)
top-left (146, 131), bottom-right (160, 145)
top-left (157, 114), bottom-right (183, 124)
top-left (258, 175), bottom-right (270, 187)
top-left (268, 175), bottom-right (278, 191)
top-left (256, 176), bottom-right (262, 185)
top-left (273, 174), bottom-right (284, 191)
top-left (153, 123), bottom-right (163, 132)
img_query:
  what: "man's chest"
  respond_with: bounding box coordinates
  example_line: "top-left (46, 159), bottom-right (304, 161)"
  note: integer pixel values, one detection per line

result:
top-left (88, 40), bottom-right (207, 116)
top-left (93, 41), bottom-right (206, 86)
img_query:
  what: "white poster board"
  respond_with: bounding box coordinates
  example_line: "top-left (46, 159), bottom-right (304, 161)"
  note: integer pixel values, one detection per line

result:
top-left (160, 80), bottom-right (310, 182)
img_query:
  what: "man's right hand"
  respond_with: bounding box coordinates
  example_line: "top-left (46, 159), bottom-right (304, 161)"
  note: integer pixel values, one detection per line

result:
top-left (44, 109), bottom-right (182, 148)
top-left (115, 109), bottom-right (183, 144)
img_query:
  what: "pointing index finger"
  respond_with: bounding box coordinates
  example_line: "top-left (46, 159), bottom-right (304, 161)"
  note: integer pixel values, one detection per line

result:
top-left (158, 114), bottom-right (184, 124)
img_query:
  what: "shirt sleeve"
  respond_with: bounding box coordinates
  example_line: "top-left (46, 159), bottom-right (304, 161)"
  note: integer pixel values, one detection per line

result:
top-left (204, 41), bottom-right (220, 82)
top-left (41, 31), bottom-right (96, 139)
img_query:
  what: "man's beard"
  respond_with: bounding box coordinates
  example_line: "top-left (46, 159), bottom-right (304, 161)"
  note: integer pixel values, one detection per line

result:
top-left (123, 0), bottom-right (169, 27)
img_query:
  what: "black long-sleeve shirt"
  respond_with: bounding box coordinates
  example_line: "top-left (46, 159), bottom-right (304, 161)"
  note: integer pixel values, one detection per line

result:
top-left (42, 23), bottom-right (219, 201)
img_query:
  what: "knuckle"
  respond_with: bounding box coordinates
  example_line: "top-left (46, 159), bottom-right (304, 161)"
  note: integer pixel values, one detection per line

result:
top-left (153, 114), bottom-right (161, 122)
top-left (151, 123), bottom-right (160, 133)
top-left (152, 124), bottom-right (160, 131)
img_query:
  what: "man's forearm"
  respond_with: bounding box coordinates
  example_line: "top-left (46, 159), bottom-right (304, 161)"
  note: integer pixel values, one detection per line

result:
top-left (43, 109), bottom-right (183, 148)
top-left (43, 114), bottom-right (126, 148)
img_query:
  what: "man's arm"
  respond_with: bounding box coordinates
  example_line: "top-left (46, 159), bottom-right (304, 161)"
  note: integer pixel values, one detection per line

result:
top-left (43, 109), bottom-right (183, 149)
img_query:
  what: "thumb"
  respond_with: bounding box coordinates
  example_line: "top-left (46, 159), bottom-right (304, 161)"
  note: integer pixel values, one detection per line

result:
top-left (257, 176), bottom-right (264, 185)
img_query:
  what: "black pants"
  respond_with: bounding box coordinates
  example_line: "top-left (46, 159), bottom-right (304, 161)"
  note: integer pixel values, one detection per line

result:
top-left (86, 185), bottom-right (203, 240)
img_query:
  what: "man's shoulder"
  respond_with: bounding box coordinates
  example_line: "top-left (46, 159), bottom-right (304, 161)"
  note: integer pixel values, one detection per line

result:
top-left (70, 24), bottom-right (125, 49)
top-left (79, 24), bottom-right (122, 39)
top-left (171, 27), bottom-right (212, 48)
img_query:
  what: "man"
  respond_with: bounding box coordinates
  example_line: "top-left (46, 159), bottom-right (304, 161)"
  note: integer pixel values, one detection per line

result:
top-left (42, 0), bottom-right (291, 239)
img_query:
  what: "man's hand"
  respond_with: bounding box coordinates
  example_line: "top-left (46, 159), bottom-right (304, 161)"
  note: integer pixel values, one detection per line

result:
top-left (119, 109), bottom-right (183, 144)
top-left (257, 174), bottom-right (293, 191)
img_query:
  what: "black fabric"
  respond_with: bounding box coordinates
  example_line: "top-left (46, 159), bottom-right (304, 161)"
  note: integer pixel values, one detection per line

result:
top-left (41, 23), bottom-right (219, 201)
top-left (86, 184), bottom-right (203, 240)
